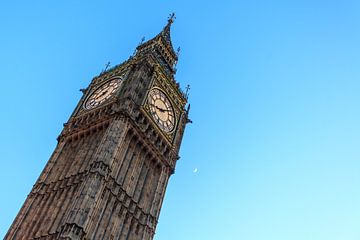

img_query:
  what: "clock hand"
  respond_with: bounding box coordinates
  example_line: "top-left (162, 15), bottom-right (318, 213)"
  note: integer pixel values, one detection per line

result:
top-left (158, 107), bottom-right (173, 112)
top-left (149, 103), bottom-right (172, 112)
top-left (100, 90), bottom-right (108, 96)
top-left (155, 106), bottom-right (166, 112)
top-left (155, 106), bottom-right (173, 113)
top-left (149, 103), bottom-right (165, 111)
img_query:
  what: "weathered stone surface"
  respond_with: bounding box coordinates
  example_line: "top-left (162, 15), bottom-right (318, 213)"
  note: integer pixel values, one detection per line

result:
top-left (5, 18), bottom-right (188, 240)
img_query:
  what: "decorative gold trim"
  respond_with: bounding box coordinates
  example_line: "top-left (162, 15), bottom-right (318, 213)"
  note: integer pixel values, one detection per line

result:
top-left (83, 77), bottom-right (124, 110)
top-left (146, 87), bottom-right (177, 134)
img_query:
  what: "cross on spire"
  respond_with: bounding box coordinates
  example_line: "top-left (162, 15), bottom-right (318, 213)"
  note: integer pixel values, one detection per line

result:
top-left (168, 12), bottom-right (176, 24)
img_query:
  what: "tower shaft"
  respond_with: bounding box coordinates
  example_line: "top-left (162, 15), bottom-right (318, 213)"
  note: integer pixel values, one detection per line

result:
top-left (5, 18), bottom-right (188, 240)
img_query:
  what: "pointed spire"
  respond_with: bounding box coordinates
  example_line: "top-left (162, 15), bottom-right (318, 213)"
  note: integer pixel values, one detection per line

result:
top-left (168, 12), bottom-right (176, 24)
top-left (135, 14), bottom-right (177, 54)
top-left (134, 14), bottom-right (178, 75)
top-left (161, 12), bottom-right (176, 46)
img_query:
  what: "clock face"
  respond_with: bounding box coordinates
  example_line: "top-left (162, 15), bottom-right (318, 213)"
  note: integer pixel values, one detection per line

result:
top-left (148, 88), bottom-right (176, 133)
top-left (84, 78), bottom-right (122, 109)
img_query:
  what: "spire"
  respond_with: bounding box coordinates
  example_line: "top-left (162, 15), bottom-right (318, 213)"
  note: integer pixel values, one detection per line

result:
top-left (135, 14), bottom-right (179, 75)
top-left (154, 12), bottom-right (177, 60)
top-left (161, 13), bottom-right (175, 46)
top-left (168, 12), bottom-right (176, 23)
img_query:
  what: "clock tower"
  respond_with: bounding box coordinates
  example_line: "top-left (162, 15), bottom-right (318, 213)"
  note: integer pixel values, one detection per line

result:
top-left (5, 16), bottom-right (189, 240)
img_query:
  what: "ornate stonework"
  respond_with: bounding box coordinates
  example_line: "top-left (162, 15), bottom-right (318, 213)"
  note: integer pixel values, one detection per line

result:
top-left (5, 16), bottom-right (189, 240)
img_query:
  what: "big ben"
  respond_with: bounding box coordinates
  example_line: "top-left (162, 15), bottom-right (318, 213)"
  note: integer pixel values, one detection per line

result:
top-left (5, 15), bottom-right (189, 240)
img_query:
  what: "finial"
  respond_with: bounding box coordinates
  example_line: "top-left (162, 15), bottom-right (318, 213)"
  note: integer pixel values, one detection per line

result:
top-left (186, 104), bottom-right (192, 123)
top-left (133, 36), bottom-right (146, 56)
top-left (168, 12), bottom-right (176, 24)
top-left (139, 36), bottom-right (145, 45)
top-left (185, 84), bottom-right (191, 99)
top-left (101, 61), bottom-right (111, 74)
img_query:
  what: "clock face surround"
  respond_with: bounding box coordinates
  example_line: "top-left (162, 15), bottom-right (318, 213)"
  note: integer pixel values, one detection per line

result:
top-left (84, 78), bottom-right (122, 110)
top-left (148, 88), bottom-right (176, 133)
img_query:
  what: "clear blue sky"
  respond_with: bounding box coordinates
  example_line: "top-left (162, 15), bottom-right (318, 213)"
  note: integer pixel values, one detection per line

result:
top-left (1, 1), bottom-right (360, 239)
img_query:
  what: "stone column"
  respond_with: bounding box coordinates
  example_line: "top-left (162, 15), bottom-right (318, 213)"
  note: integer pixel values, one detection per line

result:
top-left (150, 166), bottom-right (170, 217)
top-left (59, 119), bottom-right (128, 239)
